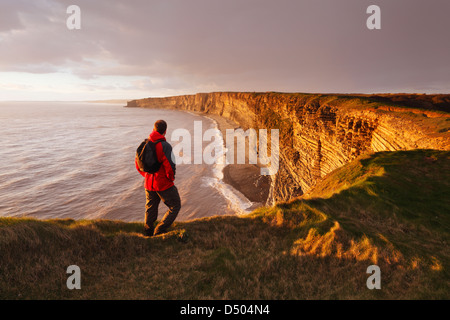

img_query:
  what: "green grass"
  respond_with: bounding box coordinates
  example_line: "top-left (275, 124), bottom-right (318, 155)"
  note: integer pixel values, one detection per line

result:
top-left (0, 150), bottom-right (448, 299)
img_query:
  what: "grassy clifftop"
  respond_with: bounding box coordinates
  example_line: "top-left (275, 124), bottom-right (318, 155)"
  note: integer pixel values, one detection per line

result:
top-left (1, 150), bottom-right (448, 299)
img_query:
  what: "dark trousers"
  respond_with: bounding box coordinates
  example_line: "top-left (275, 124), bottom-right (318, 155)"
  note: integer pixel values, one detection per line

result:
top-left (145, 186), bottom-right (181, 236)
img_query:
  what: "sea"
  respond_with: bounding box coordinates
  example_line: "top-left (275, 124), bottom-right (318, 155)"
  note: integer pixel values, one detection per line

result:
top-left (0, 101), bottom-right (254, 222)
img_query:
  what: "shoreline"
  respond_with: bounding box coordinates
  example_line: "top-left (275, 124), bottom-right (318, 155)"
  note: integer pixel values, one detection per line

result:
top-left (194, 112), bottom-right (271, 208)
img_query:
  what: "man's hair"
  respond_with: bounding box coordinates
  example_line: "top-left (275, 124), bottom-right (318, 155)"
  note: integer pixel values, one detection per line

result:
top-left (154, 120), bottom-right (167, 134)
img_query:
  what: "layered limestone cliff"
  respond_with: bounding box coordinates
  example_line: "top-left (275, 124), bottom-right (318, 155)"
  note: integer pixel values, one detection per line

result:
top-left (127, 92), bottom-right (450, 204)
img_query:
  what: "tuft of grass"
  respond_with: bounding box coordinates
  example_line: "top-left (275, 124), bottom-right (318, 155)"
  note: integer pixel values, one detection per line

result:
top-left (0, 150), bottom-right (448, 299)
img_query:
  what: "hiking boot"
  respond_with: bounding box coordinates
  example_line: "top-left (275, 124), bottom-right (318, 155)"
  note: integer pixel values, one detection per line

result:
top-left (143, 229), bottom-right (154, 237)
top-left (177, 231), bottom-right (189, 243)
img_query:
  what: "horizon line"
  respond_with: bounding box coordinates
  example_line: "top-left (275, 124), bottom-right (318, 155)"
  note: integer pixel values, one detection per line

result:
top-left (1, 91), bottom-right (450, 103)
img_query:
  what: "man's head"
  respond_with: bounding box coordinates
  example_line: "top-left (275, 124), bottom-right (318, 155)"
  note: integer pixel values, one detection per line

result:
top-left (154, 120), bottom-right (167, 135)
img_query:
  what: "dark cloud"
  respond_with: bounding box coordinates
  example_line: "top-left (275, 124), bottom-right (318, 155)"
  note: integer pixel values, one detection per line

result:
top-left (0, 0), bottom-right (449, 96)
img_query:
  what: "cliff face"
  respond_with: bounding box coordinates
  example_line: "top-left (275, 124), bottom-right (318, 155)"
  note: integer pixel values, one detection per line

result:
top-left (127, 92), bottom-right (450, 203)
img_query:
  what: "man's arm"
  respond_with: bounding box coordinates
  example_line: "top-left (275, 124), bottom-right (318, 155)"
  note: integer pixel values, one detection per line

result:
top-left (156, 142), bottom-right (175, 181)
top-left (135, 158), bottom-right (146, 177)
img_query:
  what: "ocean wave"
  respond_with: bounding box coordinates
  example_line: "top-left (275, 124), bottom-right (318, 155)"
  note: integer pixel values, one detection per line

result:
top-left (202, 116), bottom-right (255, 215)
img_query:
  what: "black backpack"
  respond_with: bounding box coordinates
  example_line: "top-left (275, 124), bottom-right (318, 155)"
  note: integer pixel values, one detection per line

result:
top-left (136, 139), bottom-right (162, 173)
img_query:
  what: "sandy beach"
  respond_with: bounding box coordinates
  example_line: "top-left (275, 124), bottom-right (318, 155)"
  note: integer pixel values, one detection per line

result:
top-left (199, 112), bottom-right (271, 207)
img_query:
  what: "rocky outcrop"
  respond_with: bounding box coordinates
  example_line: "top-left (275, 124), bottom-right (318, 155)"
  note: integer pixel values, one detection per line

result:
top-left (126, 92), bottom-right (450, 204)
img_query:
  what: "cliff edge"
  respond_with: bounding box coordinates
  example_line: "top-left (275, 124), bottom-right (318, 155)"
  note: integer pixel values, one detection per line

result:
top-left (127, 92), bottom-right (450, 203)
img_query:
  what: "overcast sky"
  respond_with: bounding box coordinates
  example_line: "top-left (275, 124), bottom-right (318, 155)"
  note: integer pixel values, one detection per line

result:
top-left (0, 0), bottom-right (449, 101)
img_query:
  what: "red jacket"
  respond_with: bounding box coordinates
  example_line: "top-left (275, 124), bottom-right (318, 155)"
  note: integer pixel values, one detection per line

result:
top-left (135, 130), bottom-right (176, 191)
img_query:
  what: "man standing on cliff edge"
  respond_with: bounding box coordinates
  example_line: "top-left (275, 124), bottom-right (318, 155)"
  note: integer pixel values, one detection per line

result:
top-left (135, 120), bottom-right (181, 237)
